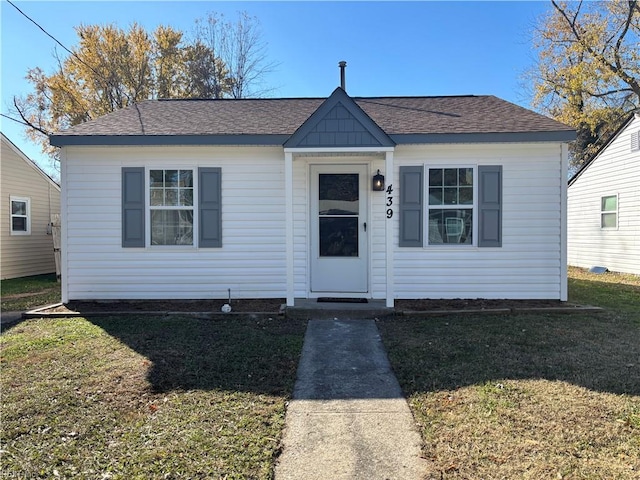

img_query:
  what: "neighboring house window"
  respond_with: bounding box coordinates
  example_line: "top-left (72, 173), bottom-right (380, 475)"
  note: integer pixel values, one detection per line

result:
top-left (427, 167), bottom-right (473, 245)
top-left (399, 165), bottom-right (501, 248)
top-left (150, 169), bottom-right (194, 245)
top-left (601, 195), bottom-right (618, 229)
top-left (121, 167), bottom-right (221, 248)
top-left (10, 196), bottom-right (30, 235)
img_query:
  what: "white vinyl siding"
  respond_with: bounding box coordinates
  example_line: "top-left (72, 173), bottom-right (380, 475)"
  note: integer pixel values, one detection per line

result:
top-left (62, 146), bottom-right (286, 300)
top-left (1, 135), bottom-right (60, 279)
top-left (61, 141), bottom-right (567, 301)
top-left (392, 143), bottom-right (564, 299)
top-left (568, 115), bottom-right (640, 275)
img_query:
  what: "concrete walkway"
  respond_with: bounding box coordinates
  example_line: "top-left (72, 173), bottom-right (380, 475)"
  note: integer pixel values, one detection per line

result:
top-left (275, 319), bottom-right (427, 480)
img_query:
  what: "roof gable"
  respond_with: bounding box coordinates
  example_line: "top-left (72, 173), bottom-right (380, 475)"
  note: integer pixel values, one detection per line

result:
top-left (1, 133), bottom-right (60, 190)
top-left (284, 88), bottom-right (395, 148)
top-left (569, 113), bottom-right (639, 186)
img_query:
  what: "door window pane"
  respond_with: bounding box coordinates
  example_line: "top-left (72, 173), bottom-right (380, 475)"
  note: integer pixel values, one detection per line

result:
top-left (319, 174), bottom-right (359, 215)
top-left (319, 217), bottom-right (358, 257)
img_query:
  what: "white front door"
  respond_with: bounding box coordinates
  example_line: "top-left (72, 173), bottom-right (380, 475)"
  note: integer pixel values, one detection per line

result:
top-left (310, 164), bottom-right (368, 294)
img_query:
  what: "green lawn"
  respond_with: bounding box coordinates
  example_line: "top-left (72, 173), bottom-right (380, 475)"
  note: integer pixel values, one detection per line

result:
top-left (1, 273), bottom-right (60, 312)
top-left (379, 267), bottom-right (640, 479)
top-left (2, 268), bottom-right (638, 478)
top-left (1, 315), bottom-right (307, 479)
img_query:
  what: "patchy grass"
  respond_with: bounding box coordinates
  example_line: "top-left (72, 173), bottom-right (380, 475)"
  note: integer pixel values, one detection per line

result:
top-left (1, 315), bottom-right (306, 479)
top-left (1, 273), bottom-right (60, 312)
top-left (379, 267), bottom-right (640, 479)
top-left (568, 266), bottom-right (640, 315)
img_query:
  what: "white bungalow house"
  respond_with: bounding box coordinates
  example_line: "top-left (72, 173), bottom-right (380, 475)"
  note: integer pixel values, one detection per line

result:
top-left (567, 113), bottom-right (640, 275)
top-left (50, 85), bottom-right (575, 306)
top-left (1, 132), bottom-right (61, 279)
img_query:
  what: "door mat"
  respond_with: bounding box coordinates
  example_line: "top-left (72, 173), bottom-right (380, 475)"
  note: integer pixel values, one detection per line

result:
top-left (317, 298), bottom-right (368, 303)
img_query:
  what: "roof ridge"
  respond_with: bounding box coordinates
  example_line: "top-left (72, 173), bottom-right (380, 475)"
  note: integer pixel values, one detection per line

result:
top-left (153, 94), bottom-right (488, 102)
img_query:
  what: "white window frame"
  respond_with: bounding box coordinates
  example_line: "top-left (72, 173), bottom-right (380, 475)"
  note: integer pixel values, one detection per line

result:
top-left (600, 194), bottom-right (618, 230)
top-left (425, 164), bottom-right (477, 247)
top-left (146, 167), bottom-right (198, 248)
top-left (10, 196), bottom-right (31, 236)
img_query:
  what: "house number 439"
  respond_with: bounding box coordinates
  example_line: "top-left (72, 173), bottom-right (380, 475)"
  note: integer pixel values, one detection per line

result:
top-left (386, 184), bottom-right (394, 219)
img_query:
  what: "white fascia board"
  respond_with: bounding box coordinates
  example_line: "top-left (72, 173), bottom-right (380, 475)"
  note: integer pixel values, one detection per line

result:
top-left (284, 146), bottom-right (395, 154)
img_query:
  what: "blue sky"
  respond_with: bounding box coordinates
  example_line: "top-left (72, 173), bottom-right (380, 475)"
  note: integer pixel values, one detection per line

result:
top-left (1, 1), bottom-right (550, 175)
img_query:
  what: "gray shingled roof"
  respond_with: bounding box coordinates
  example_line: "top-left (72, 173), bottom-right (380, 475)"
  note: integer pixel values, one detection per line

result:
top-left (50, 94), bottom-right (575, 145)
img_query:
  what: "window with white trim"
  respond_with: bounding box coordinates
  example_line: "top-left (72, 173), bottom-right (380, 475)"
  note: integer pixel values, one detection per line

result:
top-left (600, 195), bottom-right (617, 229)
top-left (427, 167), bottom-right (474, 245)
top-left (149, 169), bottom-right (194, 245)
top-left (10, 196), bottom-right (31, 235)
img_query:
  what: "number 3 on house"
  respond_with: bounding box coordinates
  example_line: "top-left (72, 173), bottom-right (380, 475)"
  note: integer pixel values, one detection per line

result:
top-left (386, 184), bottom-right (393, 218)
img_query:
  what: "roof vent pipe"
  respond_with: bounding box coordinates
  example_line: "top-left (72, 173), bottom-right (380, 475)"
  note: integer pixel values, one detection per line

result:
top-left (339, 61), bottom-right (347, 90)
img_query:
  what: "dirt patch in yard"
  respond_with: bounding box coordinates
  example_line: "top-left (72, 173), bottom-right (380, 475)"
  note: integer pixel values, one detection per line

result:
top-left (38, 298), bottom-right (578, 315)
top-left (395, 298), bottom-right (572, 311)
top-left (48, 298), bottom-right (286, 314)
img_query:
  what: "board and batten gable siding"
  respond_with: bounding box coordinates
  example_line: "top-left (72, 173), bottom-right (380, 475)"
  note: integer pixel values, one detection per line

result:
top-left (392, 143), bottom-right (565, 299)
top-left (567, 116), bottom-right (640, 275)
top-left (62, 145), bottom-right (286, 300)
top-left (1, 136), bottom-right (60, 279)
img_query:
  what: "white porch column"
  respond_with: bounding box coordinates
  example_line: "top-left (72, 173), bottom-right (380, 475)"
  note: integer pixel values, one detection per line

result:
top-left (385, 150), bottom-right (394, 308)
top-left (285, 151), bottom-right (295, 306)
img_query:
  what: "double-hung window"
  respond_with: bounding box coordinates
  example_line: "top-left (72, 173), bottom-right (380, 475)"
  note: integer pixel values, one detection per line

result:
top-left (399, 164), bottom-right (501, 248)
top-left (10, 196), bottom-right (30, 235)
top-left (600, 195), bottom-right (617, 229)
top-left (150, 169), bottom-right (194, 245)
top-left (427, 167), bottom-right (474, 245)
top-left (122, 167), bottom-right (221, 248)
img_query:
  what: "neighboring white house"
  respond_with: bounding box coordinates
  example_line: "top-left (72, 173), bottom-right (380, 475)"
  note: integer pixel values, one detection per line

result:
top-left (1, 132), bottom-right (61, 279)
top-left (50, 85), bottom-right (575, 306)
top-left (567, 113), bottom-right (640, 275)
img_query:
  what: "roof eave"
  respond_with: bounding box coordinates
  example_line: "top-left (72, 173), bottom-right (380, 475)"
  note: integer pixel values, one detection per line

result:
top-left (390, 131), bottom-right (576, 144)
top-left (50, 130), bottom-right (576, 148)
top-left (49, 134), bottom-right (291, 147)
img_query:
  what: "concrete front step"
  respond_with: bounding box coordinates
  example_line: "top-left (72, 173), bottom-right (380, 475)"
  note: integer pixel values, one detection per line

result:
top-left (284, 299), bottom-right (394, 320)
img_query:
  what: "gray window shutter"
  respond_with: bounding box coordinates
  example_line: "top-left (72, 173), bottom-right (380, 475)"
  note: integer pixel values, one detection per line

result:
top-left (478, 165), bottom-right (502, 247)
top-left (199, 167), bottom-right (222, 248)
top-left (399, 166), bottom-right (423, 247)
top-left (122, 167), bottom-right (145, 248)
